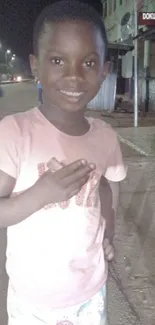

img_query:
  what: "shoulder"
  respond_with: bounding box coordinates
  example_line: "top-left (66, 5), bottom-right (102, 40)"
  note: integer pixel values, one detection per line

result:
top-left (88, 117), bottom-right (118, 148)
top-left (0, 114), bottom-right (19, 137)
top-left (88, 118), bottom-right (127, 182)
top-left (0, 107), bottom-right (39, 137)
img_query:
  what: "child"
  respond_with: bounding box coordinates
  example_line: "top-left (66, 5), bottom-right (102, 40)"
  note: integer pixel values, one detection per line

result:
top-left (37, 79), bottom-right (43, 104)
top-left (0, 1), bottom-right (126, 324)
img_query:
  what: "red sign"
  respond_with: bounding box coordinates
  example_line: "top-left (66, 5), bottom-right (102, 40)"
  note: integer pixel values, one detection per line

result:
top-left (138, 12), bottom-right (155, 26)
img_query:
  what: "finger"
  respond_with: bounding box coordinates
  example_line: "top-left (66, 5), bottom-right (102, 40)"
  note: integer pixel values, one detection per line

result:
top-left (52, 157), bottom-right (66, 167)
top-left (68, 178), bottom-right (89, 198)
top-left (106, 253), bottom-right (114, 262)
top-left (48, 157), bottom-right (64, 171)
top-left (60, 159), bottom-right (90, 178)
top-left (106, 250), bottom-right (114, 261)
top-left (105, 244), bottom-right (113, 256)
top-left (64, 164), bottom-right (96, 187)
top-left (69, 174), bottom-right (90, 191)
top-left (68, 188), bottom-right (81, 199)
top-left (105, 245), bottom-right (114, 261)
top-left (103, 238), bottom-right (110, 249)
top-left (66, 175), bottom-right (90, 199)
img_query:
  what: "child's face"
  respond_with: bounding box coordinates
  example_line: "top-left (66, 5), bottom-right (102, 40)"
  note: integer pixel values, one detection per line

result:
top-left (31, 20), bottom-right (108, 112)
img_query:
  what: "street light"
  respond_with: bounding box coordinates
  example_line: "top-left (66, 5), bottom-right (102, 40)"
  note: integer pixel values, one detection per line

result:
top-left (5, 49), bottom-right (11, 65)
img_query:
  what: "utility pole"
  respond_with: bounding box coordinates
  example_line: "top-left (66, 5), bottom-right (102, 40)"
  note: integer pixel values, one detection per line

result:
top-left (133, 0), bottom-right (138, 127)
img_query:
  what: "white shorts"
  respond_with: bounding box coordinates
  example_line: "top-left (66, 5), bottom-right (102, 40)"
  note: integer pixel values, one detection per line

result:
top-left (7, 284), bottom-right (108, 325)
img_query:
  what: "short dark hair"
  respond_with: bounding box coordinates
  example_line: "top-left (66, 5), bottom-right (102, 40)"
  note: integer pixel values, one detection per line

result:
top-left (33, 0), bottom-right (108, 59)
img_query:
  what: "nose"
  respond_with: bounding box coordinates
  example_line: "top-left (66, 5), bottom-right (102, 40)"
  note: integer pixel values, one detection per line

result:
top-left (65, 62), bottom-right (84, 82)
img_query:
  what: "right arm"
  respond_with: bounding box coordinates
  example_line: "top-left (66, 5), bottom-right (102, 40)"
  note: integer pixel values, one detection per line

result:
top-left (0, 160), bottom-right (95, 228)
top-left (0, 170), bottom-right (46, 228)
top-left (0, 116), bottom-right (44, 228)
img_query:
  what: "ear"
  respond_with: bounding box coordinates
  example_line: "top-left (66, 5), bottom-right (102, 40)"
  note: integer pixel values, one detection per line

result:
top-left (29, 54), bottom-right (38, 79)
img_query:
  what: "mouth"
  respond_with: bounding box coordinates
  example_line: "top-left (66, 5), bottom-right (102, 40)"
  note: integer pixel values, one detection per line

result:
top-left (60, 90), bottom-right (84, 99)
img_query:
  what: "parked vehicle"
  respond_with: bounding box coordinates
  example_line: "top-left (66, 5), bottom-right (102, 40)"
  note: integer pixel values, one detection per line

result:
top-left (13, 75), bottom-right (23, 82)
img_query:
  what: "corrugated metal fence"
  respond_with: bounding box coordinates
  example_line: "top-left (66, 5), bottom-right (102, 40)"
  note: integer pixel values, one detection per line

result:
top-left (87, 72), bottom-right (117, 111)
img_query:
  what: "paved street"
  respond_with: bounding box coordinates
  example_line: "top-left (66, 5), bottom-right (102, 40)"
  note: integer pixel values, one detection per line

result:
top-left (0, 82), bottom-right (37, 118)
top-left (0, 82), bottom-right (155, 324)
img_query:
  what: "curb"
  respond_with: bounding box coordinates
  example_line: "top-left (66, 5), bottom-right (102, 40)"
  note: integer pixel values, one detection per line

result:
top-left (1, 80), bottom-right (32, 85)
top-left (118, 135), bottom-right (149, 157)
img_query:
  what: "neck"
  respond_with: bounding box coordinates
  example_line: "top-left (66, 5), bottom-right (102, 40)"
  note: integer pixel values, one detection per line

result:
top-left (39, 102), bottom-right (90, 136)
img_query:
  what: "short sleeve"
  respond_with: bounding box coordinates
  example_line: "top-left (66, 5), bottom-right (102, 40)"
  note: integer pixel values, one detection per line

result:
top-left (104, 136), bottom-right (127, 182)
top-left (0, 116), bottom-right (19, 178)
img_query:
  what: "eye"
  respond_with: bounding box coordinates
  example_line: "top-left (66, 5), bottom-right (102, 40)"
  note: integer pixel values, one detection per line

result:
top-left (51, 57), bottom-right (64, 66)
top-left (84, 60), bottom-right (95, 68)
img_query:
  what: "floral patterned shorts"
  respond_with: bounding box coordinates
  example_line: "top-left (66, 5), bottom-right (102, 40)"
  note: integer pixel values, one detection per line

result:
top-left (8, 285), bottom-right (107, 325)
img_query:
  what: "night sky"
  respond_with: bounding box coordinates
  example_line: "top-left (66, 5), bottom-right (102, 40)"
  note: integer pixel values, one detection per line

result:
top-left (0, 0), bottom-right (102, 63)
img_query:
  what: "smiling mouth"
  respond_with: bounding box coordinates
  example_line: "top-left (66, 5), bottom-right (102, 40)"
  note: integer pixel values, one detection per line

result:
top-left (60, 90), bottom-right (84, 97)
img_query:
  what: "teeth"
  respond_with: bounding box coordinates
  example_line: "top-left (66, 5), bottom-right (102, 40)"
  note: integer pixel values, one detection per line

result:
top-left (61, 90), bottom-right (83, 97)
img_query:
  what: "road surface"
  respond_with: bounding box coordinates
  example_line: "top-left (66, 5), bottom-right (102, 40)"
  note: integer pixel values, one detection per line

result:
top-left (0, 82), bottom-right (37, 119)
top-left (0, 82), bottom-right (147, 325)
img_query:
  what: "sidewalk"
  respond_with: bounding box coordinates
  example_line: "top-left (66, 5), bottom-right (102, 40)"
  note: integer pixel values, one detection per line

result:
top-left (113, 156), bottom-right (155, 325)
top-left (86, 109), bottom-right (155, 325)
top-left (86, 109), bottom-right (155, 156)
top-left (117, 126), bottom-right (155, 156)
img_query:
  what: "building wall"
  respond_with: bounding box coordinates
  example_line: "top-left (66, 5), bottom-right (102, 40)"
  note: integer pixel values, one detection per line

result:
top-left (103, 0), bottom-right (154, 42)
top-left (103, 0), bottom-right (133, 42)
top-left (103, 0), bottom-right (155, 110)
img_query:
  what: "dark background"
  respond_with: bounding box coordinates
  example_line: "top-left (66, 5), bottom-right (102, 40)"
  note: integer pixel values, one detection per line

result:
top-left (0, 0), bottom-right (103, 61)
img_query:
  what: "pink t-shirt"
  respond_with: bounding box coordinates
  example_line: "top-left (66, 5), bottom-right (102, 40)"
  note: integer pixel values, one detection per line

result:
top-left (0, 107), bottom-right (126, 310)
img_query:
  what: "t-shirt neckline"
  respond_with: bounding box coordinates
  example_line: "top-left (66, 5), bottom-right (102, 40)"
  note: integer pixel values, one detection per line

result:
top-left (35, 107), bottom-right (93, 139)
